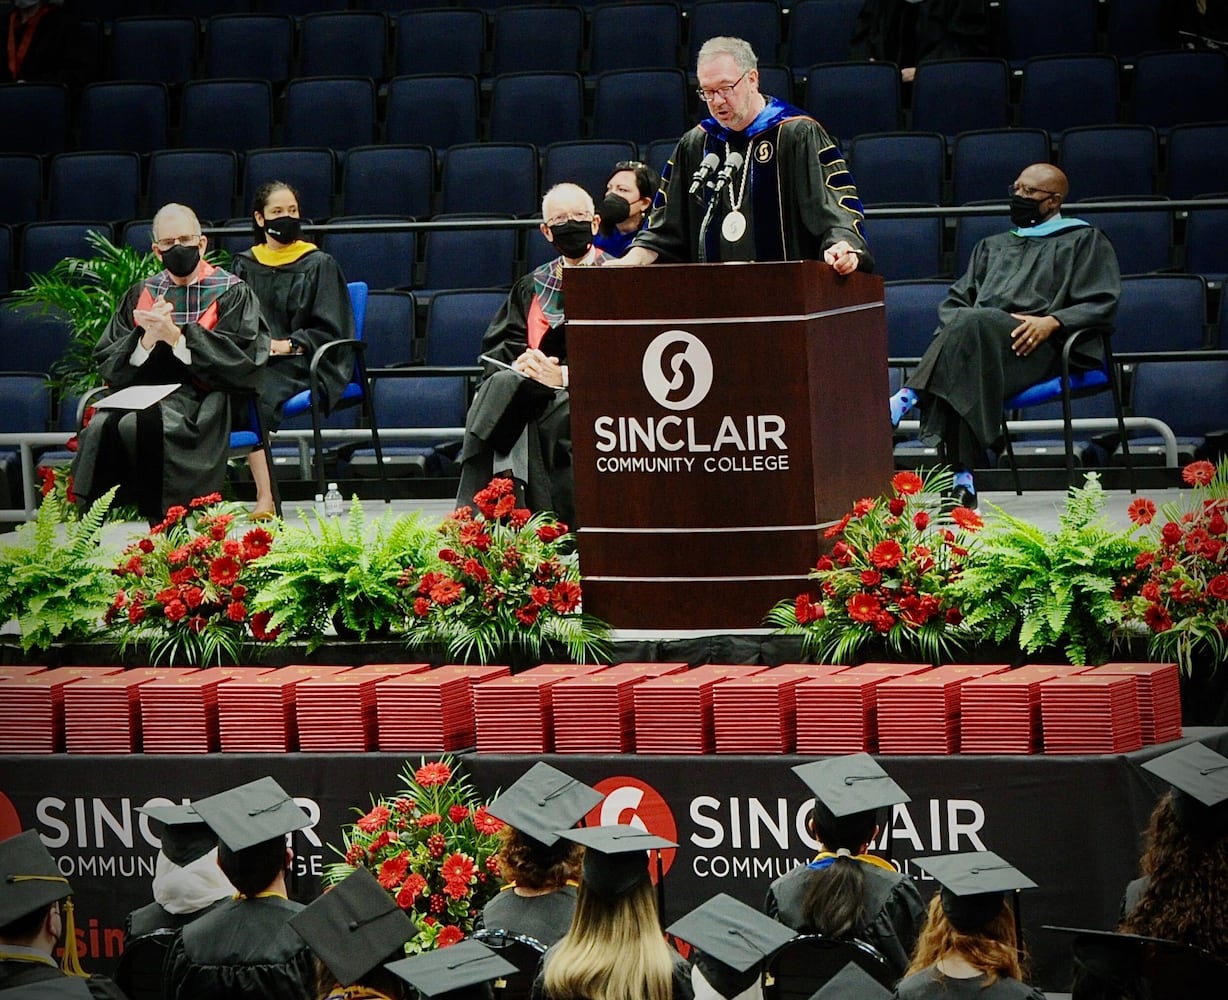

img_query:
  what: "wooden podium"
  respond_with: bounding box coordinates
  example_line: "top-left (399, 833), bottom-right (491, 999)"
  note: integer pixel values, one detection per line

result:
top-left (564, 261), bottom-right (893, 630)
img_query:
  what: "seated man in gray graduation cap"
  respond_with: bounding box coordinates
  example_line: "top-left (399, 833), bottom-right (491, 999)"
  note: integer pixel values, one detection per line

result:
top-left (386, 938), bottom-right (518, 1000)
top-left (289, 867), bottom-right (417, 1000)
top-left (765, 753), bottom-right (924, 980)
top-left (898, 850), bottom-right (1044, 1000)
top-left (125, 802), bottom-right (234, 943)
top-left (0, 829), bottom-right (126, 999)
top-left (535, 823), bottom-right (688, 1000)
top-left (162, 776), bottom-right (316, 1000)
top-left (480, 761), bottom-right (603, 946)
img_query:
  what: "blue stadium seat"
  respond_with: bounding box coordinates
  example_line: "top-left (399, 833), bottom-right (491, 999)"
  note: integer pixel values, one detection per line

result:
top-left (0, 84), bottom-right (70, 155)
top-left (492, 5), bottom-right (584, 75)
top-left (884, 279), bottom-right (948, 363)
top-left (0, 155), bottom-right (43, 226)
top-left (1019, 55), bottom-right (1119, 137)
top-left (687, 0), bottom-right (782, 65)
top-left (1058, 125), bottom-right (1157, 200)
top-left (178, 79), bottom-right (273, 153)
top-left (642, 138), bottom-right (681, 176)
top-left (1166, 123), bottom-right (1228, 200)
top-left (282, 77), bottom-right (376, 152)
top-left (323, 217), bottom-right (417, 291)
top-left (203, 14), bottom-right (294, 81)
top-left (362, 290), bottom-right (418, 368)
top-left (593, 69), bottom-right (690, 145)
top-left (1128, 360), bottom-right (1228, 465)
top-left (1077, 206), bottom-right (1172, 277)
top-left (758, 64), bottom-right (794, 104)
top-left (147, 150), bottom-right (239, 224)
top-left (588, 2), bottom-right (680, 74)
top-left (347, 376), bottom-right (468, 478)
top-left (803, 62), bottom-right (900, 143)
top-left (385, 75), bottom-right (480, 152)
top-left (242, 148), bottom-right (335, 223)
top-left (911, 58), bottom-right (1010, 137)
top-left (489, 72), bottom-right (584, 147)
top-left (440, 145), bottom-right (539, 217)
top-left (19, 224), bottom-right (114, 288)
top-left (848, 132), bottom-right (945, 206)
top-left (298, 12), bottom-right (388, 79)
top-left (164, 0), bottom-right (252, 13)
top-left (1106, 0), bottom-right (1175, 58)
top-left (1131, 51), bottom-right (1228, 133)
top-left (420, 223), bottom-right (518, 301)
top-left (951, 129), bottom-right (1051, 205)
top-left (1184, 206), bottom-right (1228, 283)
top-left (423, 289), bottom-right (509, 367)
top-left (109, 16), bottom-right (198, 84)
top-left (953, 212), bottom-right (1005, 276)
top-left (78, 82), bottom-right (169, 155)
top-left (341, 146), bottom-right (435, 219)
top-left (863, 216), bottom-right (943, 281)
top-left (1112, 274), bottom-right (1207, 355)
top-left (0, 302), bottom-right (72, 377)
top-left (542, 141), bottom-right (640, 204)
top-left (788, 0), bottom-right (862, 73)
top-left (1000, 0), bottom-right (1098, 66)
top-left (48, 152), bottom-right (142, 223)
top-left (394, 9), bottom-right (485, 77)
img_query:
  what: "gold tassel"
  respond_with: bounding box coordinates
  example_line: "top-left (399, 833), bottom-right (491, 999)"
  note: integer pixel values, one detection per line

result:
top-left (59, 899), bottom-right (87, 977)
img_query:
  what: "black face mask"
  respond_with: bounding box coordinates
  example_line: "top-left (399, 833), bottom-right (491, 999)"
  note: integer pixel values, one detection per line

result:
top-left (550, 220), bottom-right (594, 259)
top-left (598, 194), bottom-right (632, 234)
top-left (263, 215), bottom-right (302, 244)
top-left (1009, 193), bottom-right (1048, 229)
top-left (160, 243), bottom-right (201, 278)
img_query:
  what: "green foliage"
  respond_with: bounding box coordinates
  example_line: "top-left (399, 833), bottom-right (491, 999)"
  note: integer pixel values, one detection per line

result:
top-left (0, 487), bottom-right (118, 652)
top-left (951, 474), bottom-right (1143, 665)
top-left (249, 498), bottom-right (435, 651)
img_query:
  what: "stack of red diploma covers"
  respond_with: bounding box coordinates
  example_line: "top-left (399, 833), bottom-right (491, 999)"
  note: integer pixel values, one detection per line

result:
top-left (142, 666), bottom-right (273, 754)
top-left (217, 664), bottom-right (348, 752)
top-left (553, 662), bottom-right (687, 753)
top-left (0, 667), bottom-right (121, 753)
top-left (1040, 673), bottom-right (1144, 753)
top-left (473, 662), bottom-right (603, 753)
top-left (297, 663), bottom-right (430, 752)
top-left (960, 664), bottom-right (1088, 754)
top-left (795, 663), bottom-right (925, 754)
top-left (633, 664), bottom-right (766, 755)
top-left (877, 663), bottom-right (1009, 754)
top-left (713, 667), bottom-right (821, 754)
top-left (64, 666), bottom-right (194, 754)
top-left (376, 664), bottom-right (510, 751)
top-left (1084, 662), bottom-right (1183, 745)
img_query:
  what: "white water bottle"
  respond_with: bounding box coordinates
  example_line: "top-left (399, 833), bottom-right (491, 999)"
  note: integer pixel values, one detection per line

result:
top-left (313, 493), bottom-right (325, 518)
top-left (323, 482), bottom-right (343, 517)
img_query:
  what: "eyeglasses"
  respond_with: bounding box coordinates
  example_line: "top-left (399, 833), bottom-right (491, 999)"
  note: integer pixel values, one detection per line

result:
top-left (153, 234), bottom-right (202, 251)
top-left (614, 160), bottom-right (647, 171)
top-left (544, 212), bottom-right (594, 227)
top-left (696, 71), bottom-right (748, 103)
top-left (1008, 184), bottom-right (1059, 199)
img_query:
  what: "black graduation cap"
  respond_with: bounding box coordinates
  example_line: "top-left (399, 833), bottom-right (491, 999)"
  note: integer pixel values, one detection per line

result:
top-left (1140, 741), bottom-right (1228, 839)
top-left (1046, 925), bottom-right (1228, 998)
top-left (790, 754), bottom-right (910, 825)
top-left (0, 830), bottom-right (73, 926)
top-left (809, 961), bottom-right (894, 1000)
top-left (289, 868), bottom-right (414, 988)
top-left (190, 776), bottom-right (311, 853)
top-left (914, 851), bottom-right (1036, 935)
top-left (666, 892), bottom-right (797, 972)
top-left (484, 762), bottom-right (603, 847)
top-left (558, 824), bottom-right (677, 898)
top-left (384, 939), bottom-right (517, 999)
top-left (137, 803), bottom-right (217, 867)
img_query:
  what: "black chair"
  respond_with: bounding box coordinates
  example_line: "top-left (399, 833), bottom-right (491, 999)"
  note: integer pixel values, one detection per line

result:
top-left (385, 74), bottom-right (480, 153)
top-left (394, 8), bottom-right (485, 77)
top-left (762, 934), bottom-right (894, 1000)
top-left (298, 11), bottom-right (388, 79)
top-left (489, 72), bottom-right (585, 147)
top-left (491, 5), bottom-right (584, 76)
top-left (114, 928), bottom-right (179, 1000)
top-left (472, 928), bottom-right (548, 1000)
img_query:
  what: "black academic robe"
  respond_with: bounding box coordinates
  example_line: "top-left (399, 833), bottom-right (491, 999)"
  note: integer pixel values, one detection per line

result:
top-left (163, 896), bottom-right (314, 1000)
top-left (895, 966), bottom-right (1046, 999)
top-left (765, 860), bottom-right (926, 980)
top-left (455, 266), bottom-right (578, 525)
top-left (2, 8), bottom-right (91, 89)
top-left (850, 0), bottom-right (991, 67)
top-left (0, 958), bottom-right (126, 1000)
top-left (478, 885), bottom-right (578, 947)
top-left (633, 97), bottom-right (873, 270)
top-left (904, 223), bottom-right (1121, 468)
top-left (123, 896), bottom-right (226, 943)
top-left (230, 246), bottom-right (355, 429)
top-left (71, 267), bottom-right (269, 520)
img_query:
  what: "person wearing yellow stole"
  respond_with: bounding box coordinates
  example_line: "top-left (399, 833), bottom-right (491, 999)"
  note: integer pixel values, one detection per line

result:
top-left (0, 829), bottom-right (126, 999)
top-left (764, 755), bottom-right (925, 983)
top-left (231, 181), bottom-right (356, 518)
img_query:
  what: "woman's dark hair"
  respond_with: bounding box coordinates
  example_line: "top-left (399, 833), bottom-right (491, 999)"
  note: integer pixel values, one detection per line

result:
top-left (801, 805), bottom-right (880, 939)
top-left (496, 825), bottom-right (583, 890)
top-left (314, 955), bottom-right (407, 1000)
top-left (217, 837), bottom-right (286, 897)
top-left (249, 180), bottom-right (301, 243)
top-left (608, 161), bottom-right (662, 202)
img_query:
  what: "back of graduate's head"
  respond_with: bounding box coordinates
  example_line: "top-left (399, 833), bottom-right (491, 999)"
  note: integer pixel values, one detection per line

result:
top-left (801, 804), bottom-right (881, 941)
top-left (810, 802), bottom-right (881, 854)
top-left (906, 892), bottom-right (1022, 985)
top-left (217, 836), bottom-right (288, 898)
top-left (0, 900), bottom-right (54, 944)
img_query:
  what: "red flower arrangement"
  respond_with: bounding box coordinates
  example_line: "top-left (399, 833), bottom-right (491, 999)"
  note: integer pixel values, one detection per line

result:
top-left (106, 494), bottom-right (279, 665)
top-left (397, 477), bottom-right (610, 664)
top-left (1122, 458), bottom-right (1228, 673)
top-left (325, 756), bottom-right (504, 955)
top-left (768, 470), bottom-right (980, 664)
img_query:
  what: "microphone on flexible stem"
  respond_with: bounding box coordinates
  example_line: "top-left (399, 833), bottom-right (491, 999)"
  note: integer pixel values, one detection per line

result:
top-left (688, 152), bottom-right (722, 199)
top-left (710, 151), bottom-right (745, 198)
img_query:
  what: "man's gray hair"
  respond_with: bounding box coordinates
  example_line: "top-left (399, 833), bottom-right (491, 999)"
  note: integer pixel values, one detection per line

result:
top-left (541, 183), bottom-right (595, 221)
top-left (151, 203), bottom-right (202, 241)
top-left (696, 36), bottom-right (758, 72)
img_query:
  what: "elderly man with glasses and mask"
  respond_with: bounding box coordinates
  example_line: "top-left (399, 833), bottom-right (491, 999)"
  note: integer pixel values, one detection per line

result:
top-left (613, 36), bottom-right (872, 274)
top-left (72, 203), bottom-right (269, 523)
top-left (455, 183), bottom-right (609, 525)
top-left (887, 163), bottom-right (1121, 508)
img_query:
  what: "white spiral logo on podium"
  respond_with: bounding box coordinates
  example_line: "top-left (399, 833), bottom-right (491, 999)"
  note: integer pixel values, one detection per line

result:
top-left (641, 330), bottom-right (713, 411)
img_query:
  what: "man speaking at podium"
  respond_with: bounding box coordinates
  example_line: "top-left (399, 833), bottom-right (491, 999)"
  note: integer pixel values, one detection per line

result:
top-left (612, 36), bottom-right (872, 274)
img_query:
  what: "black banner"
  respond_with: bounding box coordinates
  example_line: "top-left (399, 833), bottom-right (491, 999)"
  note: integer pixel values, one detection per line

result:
top-left (2, 730), bottom-right (1225, 992)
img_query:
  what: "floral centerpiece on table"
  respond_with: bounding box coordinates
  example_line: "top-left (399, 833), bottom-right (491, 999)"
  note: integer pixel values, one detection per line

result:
top-left (1122, 458), bottom-right (1228, 673)
top-left (767, 469), bottom-right (981, 664)
top-left (399, 477), bottom-right (612, 665)
top-left (105, 492), bottom-right (280, 665)
top-left (325, 756), bottom-right (505, 954)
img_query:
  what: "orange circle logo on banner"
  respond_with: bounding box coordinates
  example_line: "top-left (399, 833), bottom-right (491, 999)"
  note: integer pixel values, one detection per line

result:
top-left (585, 776), bottom-right (678, 880)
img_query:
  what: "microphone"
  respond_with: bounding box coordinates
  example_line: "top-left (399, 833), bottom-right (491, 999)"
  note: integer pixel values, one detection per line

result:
top-left (710, 151), bottom-right (745, 198)
top-left (688, 152), bottom-right (721, 198)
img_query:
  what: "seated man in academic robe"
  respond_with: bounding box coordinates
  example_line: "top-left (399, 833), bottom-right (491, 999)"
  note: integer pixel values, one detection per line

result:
top-left (888, 163), bottom-right (1122, 508)
top-left (0, 830), bottom-right (127, 999)
top-left (455, 183), bottom-right (609, 525)
top-left (71, 202), bottom-right (269, 522)
top-left (612, 35), bottom-right (872, 274)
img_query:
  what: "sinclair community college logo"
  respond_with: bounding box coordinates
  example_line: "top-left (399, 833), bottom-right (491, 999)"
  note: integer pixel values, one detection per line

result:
top-left (585, 776), bottom-right (679, 879)
top-left (641, 331), bottom-right (713, 412)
